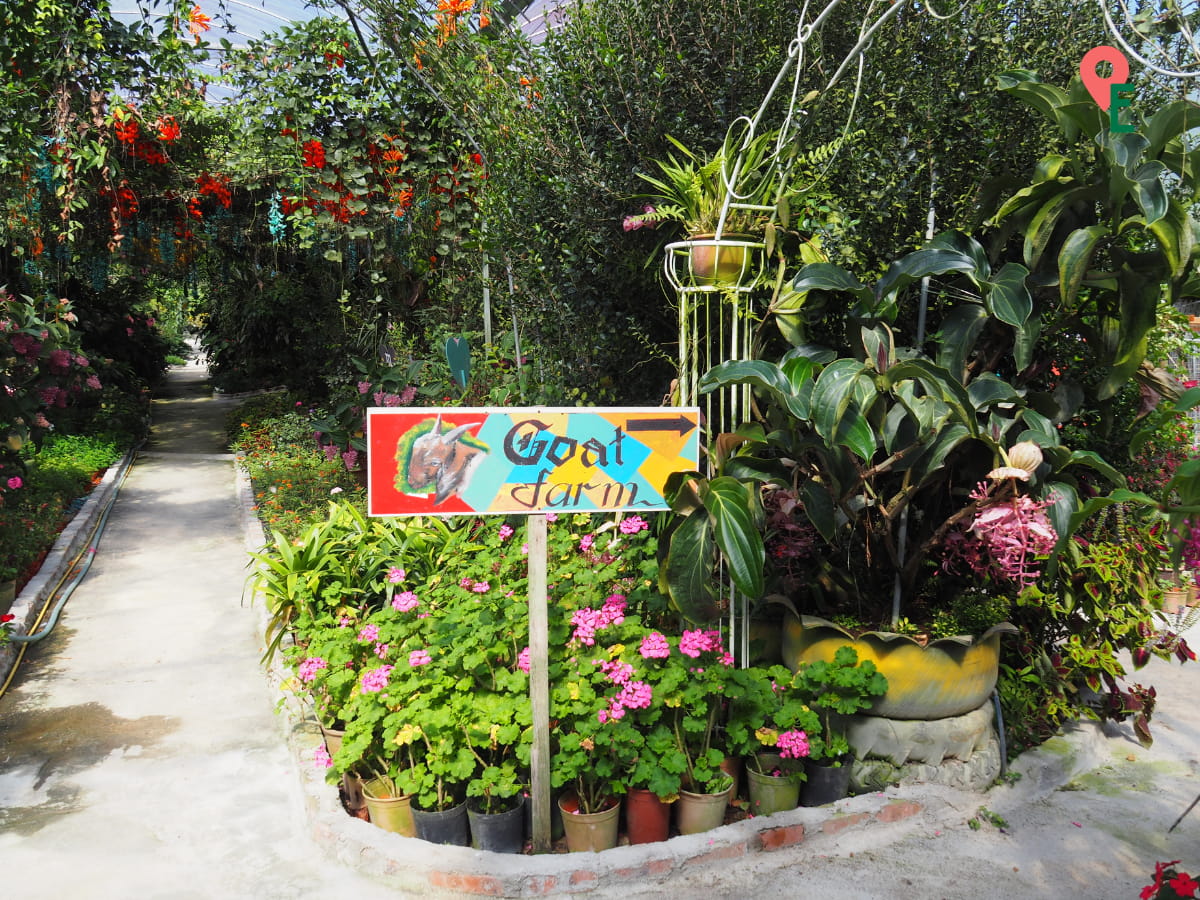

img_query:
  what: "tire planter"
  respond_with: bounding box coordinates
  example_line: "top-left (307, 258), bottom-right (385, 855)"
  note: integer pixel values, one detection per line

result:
top-left (781, 614), bottom-right (1016, 720)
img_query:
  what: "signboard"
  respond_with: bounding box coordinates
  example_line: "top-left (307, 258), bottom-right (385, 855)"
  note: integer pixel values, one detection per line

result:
top-left (367, 407), bottom-right (700, 517)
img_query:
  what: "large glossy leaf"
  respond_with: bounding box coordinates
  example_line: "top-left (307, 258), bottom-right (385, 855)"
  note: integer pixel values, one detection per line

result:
top-left (699, 359), bottom-right (808, 420)
top-left (660, 511), bottom-right (721, 623)
top-left (1014, 310), bottom-right (1042, 372)
top-left (1055, 101), bottom-right (1105, 141)
top-left (1058, 224), bottom-right (1109, 307)
top-left (781, 343), bottom-right (838, 365)
top-left (881, 358), bottom-right (977, 436)
top-left (1044, 480), bottom-right (1079, 547)
top-left (811, 358), bottom-right (874, 458)
top-left (990, 178), bottom-right (1075, 227)
top-left (875, 248), bottom-right (980, 310)
top-left (1148, 197), bottom-right (1195, 279)
top-left (912, 424), bottom-right (971, 488)
top-left (1129, 161), bottom-right (1168, 224)
top-left (1032, 153), bottom-right (1071, 183)
top-left (791, 263), bottom-right (874, 304)
top-left (702, 477), bottom-right (765, 600)
top-left (781, 356), bottom-right (817, 394)
top-left (985, 261), bottom-right (1032, 327)
top-left (1023, 185), bottom-right (1092, 269)
top-left (996, 70), bottom-right (1069, 126)
top-left (928, 230), bottom-right (989, 273)
top-left (937, 303), bottom-right (988, 380)
top-left (799, 478), bottom-right (836, 543)
top-left (968, 373), bottom-right (1020, 410)
top-left (1145, 99), bottom-right (1200, 158)
top-left (1016, 408), bottom-right (1056, 444)
top-left (1058, 449), bottom-right (1126, 487)
top-left (1097, 268), bottom-right (1159, 400)
top-left (1101, 130), bottom-right (1150, 169)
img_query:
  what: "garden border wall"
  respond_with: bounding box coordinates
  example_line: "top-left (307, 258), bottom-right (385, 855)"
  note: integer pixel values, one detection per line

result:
top-left (0, 448), bottom-right (134, 687)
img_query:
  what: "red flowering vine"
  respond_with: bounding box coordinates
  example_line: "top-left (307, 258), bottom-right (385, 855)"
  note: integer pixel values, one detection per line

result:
top-left (301, 139), bottom-right (326, 169)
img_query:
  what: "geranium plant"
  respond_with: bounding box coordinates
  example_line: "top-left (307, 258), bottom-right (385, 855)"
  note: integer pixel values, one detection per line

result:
top-left (726, 663), bottom-right (822, 777)
top-left (790, 646), bottom-right (887, 762)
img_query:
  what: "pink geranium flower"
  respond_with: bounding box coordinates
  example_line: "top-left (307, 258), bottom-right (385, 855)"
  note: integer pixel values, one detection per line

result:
top-left (409, 649), bottom-right (432, 667)
top-left (392, 591), bottom-right (419, 613)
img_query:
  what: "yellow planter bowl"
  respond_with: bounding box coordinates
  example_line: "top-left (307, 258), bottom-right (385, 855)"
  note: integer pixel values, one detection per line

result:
top-left (781, 614), bottom-right (1017, 720)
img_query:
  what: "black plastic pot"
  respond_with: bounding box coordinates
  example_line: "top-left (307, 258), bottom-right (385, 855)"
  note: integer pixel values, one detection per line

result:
top-left (800, 758), bottom-right (852, 807)
top-left (468, 796), bottom-right (525, 853)
top-left (412, 800), bottom-right (470, 846)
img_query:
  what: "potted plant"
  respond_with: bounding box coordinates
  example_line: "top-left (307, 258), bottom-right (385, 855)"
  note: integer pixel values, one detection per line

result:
top-left (791, 646), bottom-right (887, 805)
top-left (625, 128), bottom-right (780, 286)
top-left (462, 685), bottom-right (530, 853)
top-left (550, 609), bottom-right (645, 851)
top-left (726, 664), bottom-right (821, 816)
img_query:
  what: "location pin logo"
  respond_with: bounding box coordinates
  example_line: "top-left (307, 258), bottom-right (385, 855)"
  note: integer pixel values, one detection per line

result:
top-left (1080, 45), bottom-right (1130, 109)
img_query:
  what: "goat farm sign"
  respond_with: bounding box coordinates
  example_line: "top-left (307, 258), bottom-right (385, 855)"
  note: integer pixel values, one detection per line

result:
top-left (366, 407), bottom-right (701, 516)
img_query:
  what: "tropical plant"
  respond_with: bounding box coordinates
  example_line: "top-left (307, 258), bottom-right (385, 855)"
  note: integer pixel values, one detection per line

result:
top-left (625, 128), bottom-right (784, 238)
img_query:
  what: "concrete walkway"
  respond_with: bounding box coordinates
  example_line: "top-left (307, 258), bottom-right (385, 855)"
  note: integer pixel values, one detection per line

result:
top-left (1, 360), bottom-right (1198, 899)
top-left (0, 362), bottom-right (395, 899)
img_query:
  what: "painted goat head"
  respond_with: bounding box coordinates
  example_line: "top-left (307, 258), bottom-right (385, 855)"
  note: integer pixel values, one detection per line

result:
top-left (407, 415), bottom-right (486, 505)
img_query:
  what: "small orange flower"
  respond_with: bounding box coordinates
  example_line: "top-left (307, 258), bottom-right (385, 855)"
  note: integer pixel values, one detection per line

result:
top-left (188, 5), bottom-right (212, 42)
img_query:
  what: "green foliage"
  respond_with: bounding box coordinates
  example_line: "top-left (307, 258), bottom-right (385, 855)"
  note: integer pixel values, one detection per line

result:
top-left (791, 646), bottom-right (887, 760)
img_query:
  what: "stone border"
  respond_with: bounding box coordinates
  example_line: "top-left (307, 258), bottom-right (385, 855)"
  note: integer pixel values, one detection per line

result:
top-left (233, 463), bottom-right (1111, 896)
top-left (0, 448), bottom-right (136, 686)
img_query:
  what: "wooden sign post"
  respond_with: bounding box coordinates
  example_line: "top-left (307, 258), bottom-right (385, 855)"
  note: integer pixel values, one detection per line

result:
top-left (367, 407), bottom-right (700, 851)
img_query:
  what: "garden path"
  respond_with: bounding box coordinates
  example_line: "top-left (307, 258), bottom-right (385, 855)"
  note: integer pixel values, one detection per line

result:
top-left (0, 361), bottom-right (396, 899)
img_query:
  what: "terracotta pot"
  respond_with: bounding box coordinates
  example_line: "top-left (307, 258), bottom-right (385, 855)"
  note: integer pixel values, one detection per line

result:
top-left (719, 756), bottom-right (743, 801)
top-left (624, 788), bottom-right (670, 845)
top-left (688, 234), bottom-right (755, 285)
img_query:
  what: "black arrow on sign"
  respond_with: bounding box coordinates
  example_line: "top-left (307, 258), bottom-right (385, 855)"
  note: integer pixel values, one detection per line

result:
top-left (624, 415), bottom-right (697, 436)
